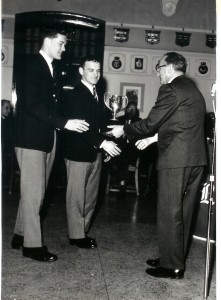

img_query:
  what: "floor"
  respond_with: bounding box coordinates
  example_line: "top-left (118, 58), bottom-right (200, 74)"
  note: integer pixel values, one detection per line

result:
top-left (1, 166), bottom-right (216, 300)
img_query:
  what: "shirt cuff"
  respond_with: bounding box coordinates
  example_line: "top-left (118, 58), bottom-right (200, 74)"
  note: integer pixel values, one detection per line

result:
top-left (99, 140), bottom-right (106, 148)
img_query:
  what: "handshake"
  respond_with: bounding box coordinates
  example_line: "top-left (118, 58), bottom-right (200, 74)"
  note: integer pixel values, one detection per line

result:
top-left (107, 125), bottom-right (158, 150)
top-left (65, 120), bottom-right (121, 160)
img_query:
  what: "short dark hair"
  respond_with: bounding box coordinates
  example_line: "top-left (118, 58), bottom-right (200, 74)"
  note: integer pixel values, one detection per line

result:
top-left (79, 56), bottom-right (101, 68)
top-left (41, 27), bottom-right (68, 42)
top-left (164, 52), bottom-right (187, 73)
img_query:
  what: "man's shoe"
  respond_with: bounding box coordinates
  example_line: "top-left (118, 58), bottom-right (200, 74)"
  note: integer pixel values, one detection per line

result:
top-left (87, 236), bottom-right (96, 244)
top-left (11, 234), bottom-right (24, 249)
top-left (69, 236), bottom-right (97, 249)
top-left (146, 258), bottom-right (160, 268)
top-left (23, 246), bottom-right (58, 262)
top-left (146, 267), bottom-right (184, 279)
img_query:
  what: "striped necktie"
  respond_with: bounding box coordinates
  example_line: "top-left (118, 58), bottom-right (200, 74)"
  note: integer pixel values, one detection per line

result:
top-left (51, 61), bottom-right (57, 80)
top-left (93, 85), bottom-right (98, 102)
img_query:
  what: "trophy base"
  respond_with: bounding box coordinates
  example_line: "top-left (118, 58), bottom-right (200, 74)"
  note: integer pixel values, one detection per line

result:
top-left (108, 118), bottom-right (120, 125)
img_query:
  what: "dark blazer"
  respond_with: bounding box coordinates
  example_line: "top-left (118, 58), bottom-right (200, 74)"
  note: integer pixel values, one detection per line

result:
top-left (14, 53), bottom-right (67, 152)
top-left (63, 82), bottom-right (106, 162)
top-left (124, 75), bottom-right (207, 170)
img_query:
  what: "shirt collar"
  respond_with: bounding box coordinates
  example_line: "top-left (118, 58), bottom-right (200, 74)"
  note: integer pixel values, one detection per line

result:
top-left (81, 79), bottom-right (94, 94)
top-left (168, 74), bottom-right (183, 83)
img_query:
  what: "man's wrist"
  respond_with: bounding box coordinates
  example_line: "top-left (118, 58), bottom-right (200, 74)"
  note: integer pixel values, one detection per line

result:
top-left (100, 140), bottom-right (107, 149)
top-left (64, 121), bottom-right (68, 129)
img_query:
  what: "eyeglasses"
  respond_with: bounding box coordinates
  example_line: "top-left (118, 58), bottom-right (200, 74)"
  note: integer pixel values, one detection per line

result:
top-left (155, 64), bottom-right (167, 72)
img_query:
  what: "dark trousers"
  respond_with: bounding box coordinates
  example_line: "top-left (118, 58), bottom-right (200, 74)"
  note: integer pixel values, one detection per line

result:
top-left (157, 166), bottom-right (205, 270)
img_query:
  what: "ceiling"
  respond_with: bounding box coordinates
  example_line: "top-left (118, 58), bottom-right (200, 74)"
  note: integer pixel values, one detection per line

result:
top-left (2, 0), bottom-right (216, 31)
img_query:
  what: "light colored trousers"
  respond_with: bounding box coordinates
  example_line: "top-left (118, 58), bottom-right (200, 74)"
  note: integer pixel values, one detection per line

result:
top-left (14, 134), bottom-right (56, 247)
top-left (65, 153), bottom-right (102, 239)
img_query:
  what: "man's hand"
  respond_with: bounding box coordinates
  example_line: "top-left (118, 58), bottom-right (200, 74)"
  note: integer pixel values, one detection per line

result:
top-left (135, 134), bottom-right (158, 150)
top-left (65, 119), bottom-right (89, 132)
top-left (107, 125), bottom-right (124, 138)
top-left (100, 140), bottom-right (121, 157)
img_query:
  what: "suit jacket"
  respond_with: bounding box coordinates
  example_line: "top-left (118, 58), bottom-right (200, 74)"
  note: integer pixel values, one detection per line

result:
top-left (63, 82), bottom-right (106, 162)
top-left (13, 53), bottom-right (67, 152)
top-left (124, 75), bottom-right (207, 170)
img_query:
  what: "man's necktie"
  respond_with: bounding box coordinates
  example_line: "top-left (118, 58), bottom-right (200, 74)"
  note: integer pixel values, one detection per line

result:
top-left (93, 85), bottom-right (98, 102)
top-left (51, 61), bottom-right (57, 81)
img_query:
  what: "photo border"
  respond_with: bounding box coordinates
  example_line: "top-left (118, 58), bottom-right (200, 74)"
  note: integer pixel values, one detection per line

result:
top-left (130, 55), bottom-right (147, 73)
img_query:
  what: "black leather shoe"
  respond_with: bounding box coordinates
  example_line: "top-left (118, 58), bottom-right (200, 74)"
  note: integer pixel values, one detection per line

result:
top-left (146, 258), bottom-right (160, 268)
top-left (11, 234), bottom-right (24, 249)
top-left (146, 267), bottom-right (184, 279)
top-left (23, 246), bottom-right (58, 262)
top-left (69, 236), bottom-right (97, 249)
top-left (87, 236), bottom-right (96, 244)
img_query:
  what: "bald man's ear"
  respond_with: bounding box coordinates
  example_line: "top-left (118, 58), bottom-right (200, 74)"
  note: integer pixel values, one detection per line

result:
top-left (167, 64), bottom-right (174, 75)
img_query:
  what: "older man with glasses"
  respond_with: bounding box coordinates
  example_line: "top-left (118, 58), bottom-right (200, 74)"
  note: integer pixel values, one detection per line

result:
top-left (109, 52), bottom-right (207, 279)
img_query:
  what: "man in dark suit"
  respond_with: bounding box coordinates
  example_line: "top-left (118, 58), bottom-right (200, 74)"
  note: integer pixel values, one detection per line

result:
top-left (109, 52), bottom-right (207, 279)
top-left (11, 28), bottom-right (89, 262)
top-left (63, 56), bottom-right (121, 249)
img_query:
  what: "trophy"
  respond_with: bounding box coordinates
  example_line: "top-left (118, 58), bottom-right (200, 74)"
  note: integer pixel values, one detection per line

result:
top-left (104, 92), bottom-right (128, 121)
top-left (103, 92), bottom-right (128, 162)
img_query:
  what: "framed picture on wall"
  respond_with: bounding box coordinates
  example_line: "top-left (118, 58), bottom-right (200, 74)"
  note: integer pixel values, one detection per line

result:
top-left (135, 58), bottom-right (143, 70)
top-left (195, 59), bottom-right (211, 78)
top-left (108, 53), bottom-right (126, 72)
top-left (120, 83), bottom-right (145, 112)
top-left (130, 55), bottom-right (147, 73)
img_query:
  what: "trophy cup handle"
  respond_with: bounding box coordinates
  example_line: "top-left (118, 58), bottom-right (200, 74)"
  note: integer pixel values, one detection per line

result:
top-left (104, 92), bottom-right (112, 109)
top-left (122, 96), bottom-right (128, 109)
